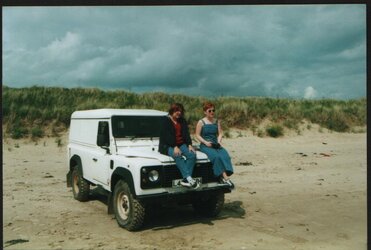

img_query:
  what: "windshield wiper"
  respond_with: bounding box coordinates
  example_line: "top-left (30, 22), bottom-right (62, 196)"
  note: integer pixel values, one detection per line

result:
top-left (122, 131), bottom-right (160, 140)
top-left (125, 133), bottom-right (150, 140)
top-left (121, 135), bottom-right (137, 140)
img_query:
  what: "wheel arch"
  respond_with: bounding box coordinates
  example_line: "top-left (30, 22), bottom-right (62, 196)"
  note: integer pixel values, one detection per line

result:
top-left (111, 167), bottom-right (136, 197)
top-left (70, 155), bottom-right (83, 173)
top-left (67, 155), bottom-right (83, 187)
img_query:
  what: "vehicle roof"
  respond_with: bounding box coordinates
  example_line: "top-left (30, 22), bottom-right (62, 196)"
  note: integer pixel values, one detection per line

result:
top-left (71, 109), bottom-right (168, 119)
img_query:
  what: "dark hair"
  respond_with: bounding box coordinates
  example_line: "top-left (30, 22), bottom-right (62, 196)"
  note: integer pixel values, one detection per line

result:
top-left (168, 103), bottom-right (185, 115)
top-left (203, 101), bottom-right (215, 112)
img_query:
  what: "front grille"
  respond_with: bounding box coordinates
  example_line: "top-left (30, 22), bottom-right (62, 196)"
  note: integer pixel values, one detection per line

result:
top-left (161, 162), bottom-right (218, 187)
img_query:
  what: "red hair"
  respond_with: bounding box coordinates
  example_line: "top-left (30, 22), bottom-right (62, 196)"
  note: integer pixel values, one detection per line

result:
top-left (203, 101), bottom-right (215, 111)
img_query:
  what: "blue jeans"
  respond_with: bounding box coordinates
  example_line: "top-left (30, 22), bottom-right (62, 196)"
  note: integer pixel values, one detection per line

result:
top-left (168, 144), bottom-right (196, 179)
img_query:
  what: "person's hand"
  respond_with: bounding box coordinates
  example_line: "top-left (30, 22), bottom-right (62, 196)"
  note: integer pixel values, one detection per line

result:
top-left (204, 141), bottom-right (212, 148)
top-left (189, 145), bottom-right (196, 153)
top-left (174, 146), bottom-right (181, 156)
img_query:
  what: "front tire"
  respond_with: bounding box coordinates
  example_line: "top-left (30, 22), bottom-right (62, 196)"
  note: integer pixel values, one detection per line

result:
top-left (71, 167), bottom-right (90, 201)
top-left (113, 180), bottom-right (145, 231)
top-left (192, 191), bottom-right (225, 217)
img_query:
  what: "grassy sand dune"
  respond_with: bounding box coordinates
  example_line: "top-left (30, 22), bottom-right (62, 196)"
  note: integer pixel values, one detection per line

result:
top-left (2, 85), bottom-right (366, 139)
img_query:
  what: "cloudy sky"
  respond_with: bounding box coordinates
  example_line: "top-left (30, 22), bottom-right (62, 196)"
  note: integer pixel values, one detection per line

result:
top-left (3, 5), bottom-right (366, 99)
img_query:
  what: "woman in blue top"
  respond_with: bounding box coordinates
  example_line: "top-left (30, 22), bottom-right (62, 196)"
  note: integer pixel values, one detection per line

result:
top-left (195, 102), bottom-right (234, 189)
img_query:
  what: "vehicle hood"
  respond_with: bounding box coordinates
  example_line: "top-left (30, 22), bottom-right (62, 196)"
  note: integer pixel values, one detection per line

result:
top-left (116, 148), bottom-right (209, 163)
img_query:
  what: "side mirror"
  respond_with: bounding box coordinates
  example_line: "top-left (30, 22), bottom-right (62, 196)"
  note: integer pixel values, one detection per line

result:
top-left (97, 134), bottom-right (110, 154)
top-left (97, 134), bottom-right (108, 146)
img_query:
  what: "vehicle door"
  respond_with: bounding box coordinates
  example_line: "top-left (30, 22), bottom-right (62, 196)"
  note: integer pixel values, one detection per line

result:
top-left (92, 121), bottom-right (111, 186)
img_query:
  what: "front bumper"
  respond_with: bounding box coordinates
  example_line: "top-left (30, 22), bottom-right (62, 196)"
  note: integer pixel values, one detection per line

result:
top-left (135, 185), bottom-right (231, 204)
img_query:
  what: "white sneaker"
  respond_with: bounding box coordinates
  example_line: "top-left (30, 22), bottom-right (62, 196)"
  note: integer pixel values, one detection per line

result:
top-left (180, 178), bottom-right (199, 189)
top-left (180, 179), bottom-right (192, 187)
top-left (192, 179), bottom-right (201, 189)
top-left (220, 178), bottom-right (235, 190)
top-left (189, 178), bottom-right (200, 189)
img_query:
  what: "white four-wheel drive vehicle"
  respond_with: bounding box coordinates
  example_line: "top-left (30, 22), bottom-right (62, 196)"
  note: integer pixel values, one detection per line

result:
top-left (66, 109), bottom-right (232, 231)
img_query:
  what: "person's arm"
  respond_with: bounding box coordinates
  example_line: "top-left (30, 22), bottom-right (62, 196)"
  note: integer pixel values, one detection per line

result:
top-left (160, 117), bottom-right (170, 144)
top-left (195, 120), bottom-right (212, 147)
top-left (159, 117), bottom-right (174, 154)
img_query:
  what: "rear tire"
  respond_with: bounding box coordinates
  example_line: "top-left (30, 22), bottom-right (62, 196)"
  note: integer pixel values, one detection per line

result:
top-left (113, 180), bottom-right (145, 231)
top-left (192, 191), bottom-right (224, 217)
top-left (71, 167), bottom-right (90, 201)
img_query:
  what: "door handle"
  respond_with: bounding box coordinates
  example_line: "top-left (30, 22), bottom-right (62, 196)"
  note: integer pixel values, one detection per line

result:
top-left (93, 158), bottom-right (98, 162)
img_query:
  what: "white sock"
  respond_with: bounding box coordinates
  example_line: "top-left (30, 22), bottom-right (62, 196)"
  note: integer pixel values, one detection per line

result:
top-left (186, 176), bottom-right (193, 183)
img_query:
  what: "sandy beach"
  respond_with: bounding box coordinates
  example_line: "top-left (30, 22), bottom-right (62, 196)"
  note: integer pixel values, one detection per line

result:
top-left (3, 128), bottom-right (367, 250)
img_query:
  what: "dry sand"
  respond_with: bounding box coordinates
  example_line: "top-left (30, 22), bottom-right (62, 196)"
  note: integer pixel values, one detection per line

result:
top-left (3, 128), bottom-right (367, 250)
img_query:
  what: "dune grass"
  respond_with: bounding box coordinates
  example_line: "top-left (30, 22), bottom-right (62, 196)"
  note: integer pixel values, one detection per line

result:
top-left (2, 85), bottom-right (366, 139)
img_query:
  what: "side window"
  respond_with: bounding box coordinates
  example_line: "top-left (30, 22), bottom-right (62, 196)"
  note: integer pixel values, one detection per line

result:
top-left (97, 121), bottom-right (110, 147)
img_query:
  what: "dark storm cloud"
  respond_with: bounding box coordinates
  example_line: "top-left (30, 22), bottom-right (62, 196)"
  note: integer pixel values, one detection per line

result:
top-left (3, 5), bottom-right (366, 99)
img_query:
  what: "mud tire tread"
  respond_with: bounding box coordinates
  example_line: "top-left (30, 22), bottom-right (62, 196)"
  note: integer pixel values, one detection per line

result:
top-left (113, 180), bottom-right (145, 231)
top-left (71, 167), bottom-right (90, 202)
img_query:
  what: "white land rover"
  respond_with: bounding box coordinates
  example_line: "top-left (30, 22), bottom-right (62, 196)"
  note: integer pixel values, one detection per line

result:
top-left (66, 109), bottom-right (232, 231)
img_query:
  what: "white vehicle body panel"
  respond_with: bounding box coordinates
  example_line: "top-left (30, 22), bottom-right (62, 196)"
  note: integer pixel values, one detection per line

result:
top-left (71, 109), bottom-right (167, 119)
top-left (68, 109), bottom-right (214, 196)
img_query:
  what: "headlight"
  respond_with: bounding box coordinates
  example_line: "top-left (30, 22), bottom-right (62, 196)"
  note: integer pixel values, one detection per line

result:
top-left (148, 170), bottom-right (159, 182)
top-left (141, 166), bottom-right (162, 189)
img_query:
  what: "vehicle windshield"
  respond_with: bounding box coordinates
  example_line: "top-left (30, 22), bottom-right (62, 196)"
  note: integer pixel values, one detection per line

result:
top-left (112, 115), bottom-right (164, 138)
